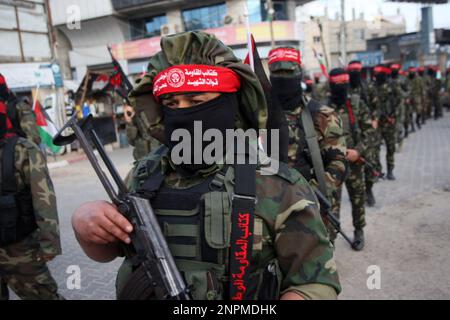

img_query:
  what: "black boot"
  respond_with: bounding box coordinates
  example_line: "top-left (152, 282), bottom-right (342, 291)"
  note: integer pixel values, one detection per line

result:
top-left (352, 228), bottom-right (365, 251)
top-left (387, 168), bottom-right (396, 181)
top-left (366, 188), bottom-right (376, 207)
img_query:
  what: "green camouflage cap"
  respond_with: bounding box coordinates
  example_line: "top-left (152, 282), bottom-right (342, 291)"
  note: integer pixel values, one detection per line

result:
top-left (129, 31), bottom-right (268, 144)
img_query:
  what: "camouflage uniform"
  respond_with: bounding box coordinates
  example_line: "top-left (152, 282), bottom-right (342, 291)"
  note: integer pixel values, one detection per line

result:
top-left (126, 116), bottom-right (160, 161)
top-left (14, 97), bottom-right (41, 146)
top-left (444, 72), bottom-right (450, 111)
top-left (115, 31), bottom-right (341, 300)
top-left (312, 82), bottom-right (329, 104)
top-left (268, 52), bottom-right (347, 238)
top-left (0, 137), bottom-right (62, 300)
top-left (368, 81), bottom-right (400, 175)
top-left (407, 74), bottom-right (424, 130)
top-left (417, 71), bottom-right (428, 124)
top-left (329, 95), bottom-right (372, 233)
top-left (283, 103), bottom-right (347, 196)
top-left (390, 77), bottom-right (407, 148)
top-left (0, 97), bottom-right (41, 147)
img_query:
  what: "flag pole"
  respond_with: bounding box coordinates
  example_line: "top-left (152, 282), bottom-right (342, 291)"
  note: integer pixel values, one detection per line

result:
top-left (243, 2), bottom-right (254, 72)
top-left (32, 73), bottom-right (41, 112)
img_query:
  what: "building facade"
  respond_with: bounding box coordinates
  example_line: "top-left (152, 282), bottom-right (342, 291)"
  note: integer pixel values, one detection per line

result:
top-left (50, 0), bottom-right (311, 82)
top-left (299, 12), bottom-right (406, 75)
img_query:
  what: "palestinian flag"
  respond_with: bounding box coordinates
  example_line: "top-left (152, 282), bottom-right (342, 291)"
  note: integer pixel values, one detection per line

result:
top-left (34, 100), bottom-right (61, 153)
top-left (313, 48), bottom-right (329, 79)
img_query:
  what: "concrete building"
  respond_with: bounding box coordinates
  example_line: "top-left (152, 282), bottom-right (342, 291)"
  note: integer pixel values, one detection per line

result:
top-left (299, 12), bottom-right (406, 75)
top-left (367, 29), bottom-right (450, 69)
top-left (49, 0), bottom-right (312, 83)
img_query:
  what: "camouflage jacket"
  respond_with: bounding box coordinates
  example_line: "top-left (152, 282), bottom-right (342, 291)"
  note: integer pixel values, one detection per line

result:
top-left (0, 137), bottom-right (61, 255)
top-left (118, 146), bottom-right (342, 300)
top-left (312, 82), bottom-right (329, 104)
top-left (126, 121), bottom-right (160, 161)
top-left (6, 97), bottom-right (41, 145)
top-left (328, 95), bottom-right (373, 157)
top-left (368, 82), bottom-right (401, 125)
top-left (284, 99), bottom-right (347, 198)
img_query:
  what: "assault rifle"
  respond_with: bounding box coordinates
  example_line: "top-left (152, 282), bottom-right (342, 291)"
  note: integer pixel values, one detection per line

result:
top-left (313, 188), bottom-right (353, 246)
top-left (53, 113), bottom-right (191, 300)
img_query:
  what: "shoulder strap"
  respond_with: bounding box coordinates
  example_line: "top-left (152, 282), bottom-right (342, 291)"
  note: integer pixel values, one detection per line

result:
top-left (301, 99), bottom-right (328, 197)
top-left (1, 135), bottom-right (19, 195)
top-left (229, 160), bottom-right (256, 300)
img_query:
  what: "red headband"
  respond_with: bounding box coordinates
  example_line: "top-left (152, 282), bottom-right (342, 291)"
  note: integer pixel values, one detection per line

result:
top-left (0, 75), bottom-right (5, 85)
top-left (418, 66), bottom-right (425, 72)
top-left (305, 79), bottom-right (313, 85)
top-left (391, 64), bottom-right (401, 70)
top-left (348, 62), bottom-right (363, 72)
top-left (268, 48), bottom-right (302, 65)
top-left (153, 65), bottom-right (241, 100)
top-left (329, 74), bottom-right (350, 84)
top-left (374, 66), bottom-right (391, 75)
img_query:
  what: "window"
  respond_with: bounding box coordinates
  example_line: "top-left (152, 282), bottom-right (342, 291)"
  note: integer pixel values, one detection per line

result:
top-left (182, 3), bottom-right (227, 31)
top-left (355, 29), bottom-right (365, 40)
top-left (130, 15), bottom-right (168, 40)
top-left (260, 0), bottom-right (288, 21)
top-left (380, 44), bottom-right (389, 53)
top-left (313, 36), bottom-right (321, 43)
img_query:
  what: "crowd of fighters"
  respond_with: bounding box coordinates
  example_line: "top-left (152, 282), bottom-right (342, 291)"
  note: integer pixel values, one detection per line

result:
top-left (2, 30), bottom-right (450, 300)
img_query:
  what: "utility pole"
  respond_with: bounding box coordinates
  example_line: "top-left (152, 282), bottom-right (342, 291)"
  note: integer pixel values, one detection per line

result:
top-left (266, 0), bottom-right (276, 49)
top-left (311, 17), bottom-right (330, 70)
top-left (340, 0), bottom-right (347, 66)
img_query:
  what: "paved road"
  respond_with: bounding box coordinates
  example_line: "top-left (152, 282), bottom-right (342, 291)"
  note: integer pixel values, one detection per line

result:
top-left (336, 113), bottom-right (450, 299)
top-left (11, 112), bottom-right (450, 300)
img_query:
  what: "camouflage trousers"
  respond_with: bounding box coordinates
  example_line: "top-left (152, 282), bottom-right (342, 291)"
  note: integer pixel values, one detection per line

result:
top-left (0, 231), bottom-right (62, 300)
top-left (380, 123), bottom-right (396, 171)
top-left (330, 162), bottom-right (366, 239)
top-left (364, 130), bottom-right (382, 190)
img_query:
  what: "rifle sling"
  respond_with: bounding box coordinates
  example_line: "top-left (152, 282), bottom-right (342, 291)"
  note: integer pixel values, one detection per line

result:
top-left (229, 160), bottom-right (256, 300)
top-left (301, 100), bottom-right (328, 197)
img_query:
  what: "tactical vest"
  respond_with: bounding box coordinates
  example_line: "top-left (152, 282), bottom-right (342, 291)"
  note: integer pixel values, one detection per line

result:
top-left (0, 136), bottom-right (37, 246)
top-left (116, 152), bottom-right (283, 300)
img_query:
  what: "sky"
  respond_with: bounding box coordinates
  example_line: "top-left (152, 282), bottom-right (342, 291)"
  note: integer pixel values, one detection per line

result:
top-left (296, 0), bottom-right (450, 32)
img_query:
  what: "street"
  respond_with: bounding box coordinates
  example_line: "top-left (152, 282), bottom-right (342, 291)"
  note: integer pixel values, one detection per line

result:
top-left (16, 112), bottom-right (450, 300)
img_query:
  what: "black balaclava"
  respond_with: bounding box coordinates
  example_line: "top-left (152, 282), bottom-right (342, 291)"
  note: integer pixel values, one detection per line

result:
top-left (348, 60), bottom-right (363, 89)
top-left (391, 69), bottom-right (399, 79)
top-left (305, 80), bottom-right (313, 94)
top-left (427, 67), bottom-right (436, 78)
top-left (390, 64), bottom-right (401, 79)
top-left (329, 68), bottom-right (349, 106)
top-left (270, 74), bottom-right (303, 111)
top-left (0, 74), bottom-right (11, 101)
top-left (374, 65), bottom-right (389, 86)
top-left (418, 68), bottom-right (425, 77)
top-left (314, 76), bottom-right (320, 85)
top-left (162, 93), bottom-right (238, 175)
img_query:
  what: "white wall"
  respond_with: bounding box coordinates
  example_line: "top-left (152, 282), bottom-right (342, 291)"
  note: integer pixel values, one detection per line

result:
top-left (49, 0), bottom-right (115, 26)
top-left (57, 16), bottom-right (129, 79)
